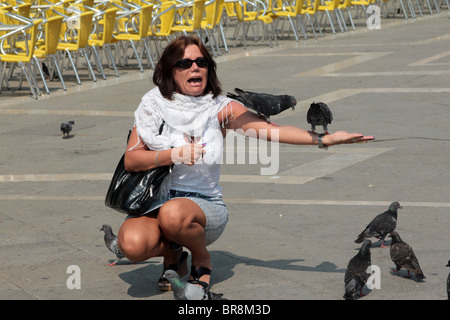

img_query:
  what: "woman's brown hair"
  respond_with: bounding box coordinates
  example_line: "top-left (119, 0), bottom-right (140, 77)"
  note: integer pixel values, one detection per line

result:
top-left (152, 35), bottom-right (222, 99)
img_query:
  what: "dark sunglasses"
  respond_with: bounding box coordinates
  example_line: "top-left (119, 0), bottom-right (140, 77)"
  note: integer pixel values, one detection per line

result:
top-left (174, 57), bottom-right (209, 69)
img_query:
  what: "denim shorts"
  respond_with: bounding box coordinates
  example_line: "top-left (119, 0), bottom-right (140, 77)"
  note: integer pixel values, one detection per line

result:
top-left (125, 190), bottom-right (228, 246)
top-left (169, 190), bottom-right (228, 246)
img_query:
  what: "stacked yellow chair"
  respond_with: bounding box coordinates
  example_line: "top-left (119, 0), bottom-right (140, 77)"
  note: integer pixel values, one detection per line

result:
top-left (171, 0), bottom-right (206, 38)
top-left (33, 14), bottom-right (66, 93)
top-left (88, 7), bottom-right (120, 78)
top-left (318, 0), bottom-right (344, 34)
top-left (114, 3), bottom-right (155, 71)
top-left (200, 0), bottom-right (226, 56)
top-left (0, 18), bottom-right (43, 99)
top-left (271, 0), bottom-right (308, 41)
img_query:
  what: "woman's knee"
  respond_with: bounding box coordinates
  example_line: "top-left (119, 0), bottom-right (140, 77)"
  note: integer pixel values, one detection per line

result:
top-left (158, 199), bottom-right (206, 232)
top-left (118, 218), bottom-right (161, 262)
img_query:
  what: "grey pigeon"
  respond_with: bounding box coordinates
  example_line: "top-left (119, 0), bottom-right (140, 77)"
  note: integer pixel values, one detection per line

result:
top-left (61, 120), bottom-right (75, 138)
top-left (163, 269), bottom-right (226, 300)
top-left (343, 240), bottom-right (372, 300)
top-left (226, 88), bottom-right (296, 125)
top-left (100, 224), bottom-right (125, 266)
top-left (307, 101), bottom-right (333, 134)
top-left (446, 260), bottom-right (450, 300)
top-left (354, 201), bottom-right (402, 247)
top-left (389, 231), bottom-right (425, 280)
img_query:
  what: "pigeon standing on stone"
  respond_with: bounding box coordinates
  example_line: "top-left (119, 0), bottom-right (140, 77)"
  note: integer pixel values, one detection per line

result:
top-left (100, 224), bottom-right (125, 266)
top-left (354, 201), bottom-right (402, 247)
top-left (389, 231), bottom-right (425, 280)
top-left (163, 269), bottom-right (226, 300)
top-left (446, 260), bottom-right (450, 299)
top-left (61, 120), bottom-right (75, 138)
top-left (307, 101), bottom-right (333, 134)
top-left (343, 240), bottom-right (372, 300)
top-left (226, 88), bottom-right (296, 125)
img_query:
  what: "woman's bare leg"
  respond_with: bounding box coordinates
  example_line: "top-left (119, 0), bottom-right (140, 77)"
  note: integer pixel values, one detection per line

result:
top-left (157, 198), bottom-right (212, 285)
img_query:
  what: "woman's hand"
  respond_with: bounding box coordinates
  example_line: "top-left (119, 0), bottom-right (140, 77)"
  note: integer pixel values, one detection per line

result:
top-left (322, 131), bottom-right (375, 147)
top-left (172, 143), bottom-right (206, 165)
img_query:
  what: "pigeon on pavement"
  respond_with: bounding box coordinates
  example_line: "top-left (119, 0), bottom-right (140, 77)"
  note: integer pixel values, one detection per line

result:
top-left (446, 260), bottom-right (450, 299)
top-left (343, 240), bottom-right (372, 300)
top-left (389, 231), bottom-right (425, 280)
top-left (226, 88), bottom-right (296, 125)
top-left (163, 269), bottom-right (226, 300)
top-left (61, 120), bottom-right (75, 138)
top-left (307, 101), bottom-right (333, 134)
top-left (100, 224), bottom-right (125, 266)
top-left (354, 201), bottom-right (402, 247)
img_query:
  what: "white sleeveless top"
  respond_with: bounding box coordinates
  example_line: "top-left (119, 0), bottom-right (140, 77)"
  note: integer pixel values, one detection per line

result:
top-left (169, 114), bottom-right (224, 197)
top-left (133, 87), bottom-right (233, 198)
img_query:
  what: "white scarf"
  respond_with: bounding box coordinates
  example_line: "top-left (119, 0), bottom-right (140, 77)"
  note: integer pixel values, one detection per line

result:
top-left (134, 87), bottom-right (232, 150)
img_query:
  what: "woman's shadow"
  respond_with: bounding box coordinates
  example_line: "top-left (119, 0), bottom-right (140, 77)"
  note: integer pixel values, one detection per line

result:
top-left (118, 250), bottom-right (346, 298)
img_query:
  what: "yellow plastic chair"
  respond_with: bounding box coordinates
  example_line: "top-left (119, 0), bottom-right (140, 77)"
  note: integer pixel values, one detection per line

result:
top-left (200, 0), bottom-right (226, 56)
top-left (114, 3), bottom-right (155, 71)
top-left (56, 10), bottom-right (97, 84)
top-left (302, 0), bottom-right (323, 38)
top-left (33, 14), bottom-right (66, 93)
top-left (272, 0), bottom-right (308, 41)
top-left (149, 1), bottom-right (176, 55)
top-left (88, 7), bottom-right (119, 78)
top-left (338, 0), bottom-right (354, 31)
top-left (0, 19), bottom-right (43, 99)
top-left (233, 0), bottom-right (276, 48)
top-left (171, 0), bottom-right (205, 38)
top-left (318, 0), bottom-right (344, 34)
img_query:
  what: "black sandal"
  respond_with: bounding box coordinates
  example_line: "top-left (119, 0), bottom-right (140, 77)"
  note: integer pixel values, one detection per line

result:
top-left (188, 266), bottom-right (211, 289)
top-left (158, 251), bottom-right (188, 291)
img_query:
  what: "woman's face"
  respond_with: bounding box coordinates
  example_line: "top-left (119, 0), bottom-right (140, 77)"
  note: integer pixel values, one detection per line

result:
top-left (172, 44), bottom-right (208, 97)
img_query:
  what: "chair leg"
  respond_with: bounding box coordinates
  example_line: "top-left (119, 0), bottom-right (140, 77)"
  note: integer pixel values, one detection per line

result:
top-left (65, 49), bottom-right (81, 85)
top-left (305, 13), bottom-right (317, 39)
top-left (219, 22), bottom-right (228, 53)
top-left (129, 39), bottom-right (144, 72)
top-left (288, 16), bottom-right (299, 41)
top-left (142, 39), bottom-right (155, 69)
top-left (347, 8), bottom-right (355, 31)
top-left (314, 14), bottom-right (323, 37)
top-left (89, 46), bottom-right (104, 80)
top-left (105, 44), bottom-right (119, 77)
top-left (325, 10), bottom-right (336, 34)
top-left (19, 61), bottom-right (39, 99)
top-left (296, 15), bottom-right (308, 40)
top-left (51, 55), bottom-right (66, 91)
top-left (33, 56), bottom-right (50, 94)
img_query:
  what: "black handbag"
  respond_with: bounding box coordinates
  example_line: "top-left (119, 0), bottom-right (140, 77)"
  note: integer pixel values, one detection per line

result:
top-left (105, 130), bottom-right (172, 215)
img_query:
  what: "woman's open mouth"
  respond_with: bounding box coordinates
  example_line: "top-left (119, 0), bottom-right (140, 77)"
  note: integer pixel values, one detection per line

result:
top-left (188, 76), bottom-right (203, 84)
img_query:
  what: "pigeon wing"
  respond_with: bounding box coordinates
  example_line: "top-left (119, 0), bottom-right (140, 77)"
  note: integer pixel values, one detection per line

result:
top-left (318, 102), bottom-right (333, 123)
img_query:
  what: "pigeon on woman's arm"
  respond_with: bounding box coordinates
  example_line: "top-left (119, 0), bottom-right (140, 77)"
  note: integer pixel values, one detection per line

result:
top-left (226, 88), bottom-right (296, 125)
top-left (307, 102), bottom-right (332, 134)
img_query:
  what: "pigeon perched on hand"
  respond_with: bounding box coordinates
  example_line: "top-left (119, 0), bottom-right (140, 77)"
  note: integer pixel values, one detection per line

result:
top-left (307, 101), bottom-right (333, 134)
top-left (446, 260), bottom-right (450, 299)
top-left (226, 88), bottom-right (296, 125)
top-left (61, 120), bottom-right (75, 138)
top-left (389, 231), bottom-right (425, 280)
top-left (163, 269), bottom-right (226, 300)
top-left (100, 224), bottom-right (125, 266)
top-left (354, 201), bottom-right (402, 247)
top-left (343, 240), bottom-right (372, 300)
